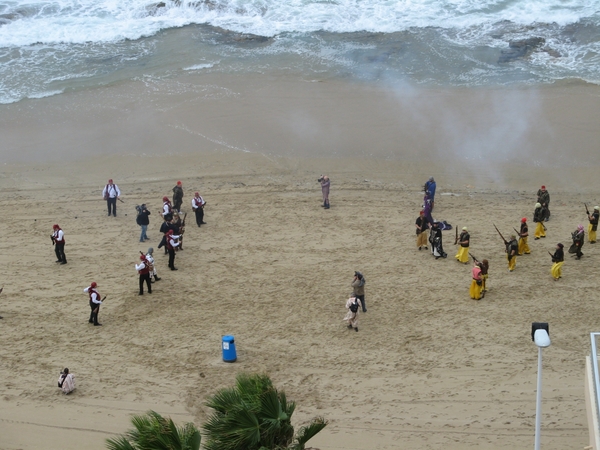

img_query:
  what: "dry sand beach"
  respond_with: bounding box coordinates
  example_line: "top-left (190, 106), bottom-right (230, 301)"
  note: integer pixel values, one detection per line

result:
top-left (1, 76), bottom-right (600, 450)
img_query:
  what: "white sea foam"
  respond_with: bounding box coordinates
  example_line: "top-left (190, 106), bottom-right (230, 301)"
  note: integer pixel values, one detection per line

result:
top-left (0, 0), bottom-right (597, 46)
top-left (183, 63), bottom-right (216, 70)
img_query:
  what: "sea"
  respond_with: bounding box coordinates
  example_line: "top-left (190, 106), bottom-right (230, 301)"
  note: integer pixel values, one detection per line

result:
top-left (0, 0), bottom-right (599, 104)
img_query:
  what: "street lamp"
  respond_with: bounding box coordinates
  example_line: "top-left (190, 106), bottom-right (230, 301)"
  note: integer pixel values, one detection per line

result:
top-left (532, 322), bottom-right (551, 450)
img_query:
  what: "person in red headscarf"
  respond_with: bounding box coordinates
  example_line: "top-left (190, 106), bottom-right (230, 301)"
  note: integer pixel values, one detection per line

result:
top-left (51, 224), bottom-right (67, 264)
top-left (517, 217), bottom-right (530, 255)
top-left (162, 196), bottom-right (173, 221)
top-left (84, 282), bottom-right (103, 326)
top-left (192, 192), bottom-right (206, 227)
top-left (102, 179), bottom-right (121, 217)
top-left (135, 255), bottom-right (152, 295)
top-left (172, 181), bottom-right (184, 213)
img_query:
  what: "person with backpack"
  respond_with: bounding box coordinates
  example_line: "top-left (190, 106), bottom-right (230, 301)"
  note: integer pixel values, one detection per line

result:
top-left (343, 295), bottom-right (363, 332)
top-left (102, 179), bottom-right (121, 217)
top-left (136, 204), bottom-right (151, 242)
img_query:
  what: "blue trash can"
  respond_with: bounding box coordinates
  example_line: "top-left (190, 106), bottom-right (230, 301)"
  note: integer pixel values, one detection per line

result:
top-left (222, 335), bottom-right (237, 362)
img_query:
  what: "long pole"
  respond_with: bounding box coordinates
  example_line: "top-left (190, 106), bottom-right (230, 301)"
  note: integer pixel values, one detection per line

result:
top-left (534, 346), bottom-right (543, 450)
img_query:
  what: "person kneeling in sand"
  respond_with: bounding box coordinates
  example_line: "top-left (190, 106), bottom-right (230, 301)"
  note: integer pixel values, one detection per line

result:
top-left (58, 368), bottom-right (75, 394)
top-left (343, 295), bottom-right (363, 332)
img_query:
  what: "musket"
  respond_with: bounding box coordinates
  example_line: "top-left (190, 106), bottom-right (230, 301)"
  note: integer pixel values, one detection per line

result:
top-left (51, 235), bottom-right (55, 245)
top-left (513, 227), bottom-right (521, 237)
top-left (585, 203), bottom-right (590, 215)
top-left (469, 252), bottom-right (479, 263)
top-left (0, 286), bottom-right (3, 295)
top-left (493, 223), bottom-right (508, 245)
top-left (454, 226), bottom-right (459, 245)
top-left (118, 198), bottom-right (125, 204)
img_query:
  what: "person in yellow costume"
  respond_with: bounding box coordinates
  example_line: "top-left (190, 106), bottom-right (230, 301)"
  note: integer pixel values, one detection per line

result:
top-left (517, 217), bottom-right (531, 255)
top-left (455, 227), bottom-right (470, 264)
top-left (506, 235), bottom-right (518, 271)
top-left (533, 203), bottom-right (546, 239)
top-left (588, 206), bottom-right (599, 244)
top-left (550, 243), bottom-right (564, 280)
top-left (470, 262), bottom-right (484, 300)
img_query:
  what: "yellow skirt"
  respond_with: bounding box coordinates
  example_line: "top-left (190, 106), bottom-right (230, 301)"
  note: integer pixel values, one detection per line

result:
top-left (588, 224), bottom-right (597, 243)
top-left (455, 246), bottom-right (469, 263)
top-left (518, 236), bottom-right (530, 255)
top-left (470, 279), bottom-right (483, 300)
top-left (551, 261), bottom-right (563, 280)
top-left (534, 222), bottom-right (546, 238)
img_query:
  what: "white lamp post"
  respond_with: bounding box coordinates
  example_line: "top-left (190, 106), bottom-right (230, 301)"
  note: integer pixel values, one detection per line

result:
top-left (532, 322), bottom-right (551, 450)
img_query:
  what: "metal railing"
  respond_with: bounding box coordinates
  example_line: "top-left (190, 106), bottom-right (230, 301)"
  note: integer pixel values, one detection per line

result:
top-left (590, 333), bottom-right (600, 431)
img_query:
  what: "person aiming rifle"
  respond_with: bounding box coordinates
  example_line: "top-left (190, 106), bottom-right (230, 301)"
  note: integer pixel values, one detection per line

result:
top-left (494, 224), bottom-right (518, 272)
top-left (586, 204), bottom-right (599, 244)
top-left (550, 243), bottom-right (564, 280)
top-left (470, 253), bottom-right (489, 292)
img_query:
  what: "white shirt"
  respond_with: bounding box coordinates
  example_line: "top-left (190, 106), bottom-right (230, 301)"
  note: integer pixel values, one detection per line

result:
top-left (84, 287), bottom-right (102, 304)
top-left (162, 202), bottom-right (172, 217)
top-left (135, 262), bottom-right (147, 271)
top-left (102, 184), bottom-right (121, 198)
top-left (192, 196), bottom-right (205, 209)
top-left (145, 253), bottom-right (155, 264)
top-left (52, 229), bottom-right (64, 242)
top-left (169, 236), bottom-right (181, 248)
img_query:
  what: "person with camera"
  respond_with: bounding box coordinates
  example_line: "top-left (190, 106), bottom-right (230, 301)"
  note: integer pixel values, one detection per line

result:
top-left (318, 175), bottom-right (330, 209)
top-left (351, 271), bottom-right (367, 312)
top-left (192, 192), bottom-right (207, 227)
top-left (57, 368), bottom-right (76, 394)
top-left (102, 179), bottom-right (121, 217)
top-left (136, 204), bottom-right (151, 242)
top-left (51, 224), bottom-right (67, 265)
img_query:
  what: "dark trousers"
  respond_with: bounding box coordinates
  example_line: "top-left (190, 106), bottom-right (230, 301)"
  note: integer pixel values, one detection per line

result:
top-left (107, 197), bottom-right (117, 216)
top-left (54, 242), bottom-right (66, 263)
top-left (168, 248), bottom-right (176, 269)
top-left (195, 208), bottom-right (204, 226)
top-left (139, 273), bottom-right (152, 294)
top-left (173, 199), bottom-right (182, 212)
top-left (89, 301), bottom-right (100, 325)
top-left (356, 294), bottom-right (366, 312)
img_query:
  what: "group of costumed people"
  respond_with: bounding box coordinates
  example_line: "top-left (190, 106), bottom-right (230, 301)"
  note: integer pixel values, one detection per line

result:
top-left (414, 181), bottom-right (600, 301)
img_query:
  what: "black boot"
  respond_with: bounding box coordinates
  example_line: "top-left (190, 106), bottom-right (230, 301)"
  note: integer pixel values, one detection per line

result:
top-left (154, 276), bottom-right (161, 281)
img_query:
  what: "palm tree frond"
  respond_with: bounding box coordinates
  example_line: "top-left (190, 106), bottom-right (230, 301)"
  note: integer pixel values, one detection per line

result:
top-left (292, 417), bottom-right (328, 450)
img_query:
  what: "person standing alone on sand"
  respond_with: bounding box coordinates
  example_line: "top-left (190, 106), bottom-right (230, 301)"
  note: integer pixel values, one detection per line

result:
top-left (551, 243), bottom-right (564, 280)
top-left (84, 282), bottom-right (103, 326)
top-left (343, 295), bottom-right (363, 332)
top-left (588, 206), bottom-right (599, 244)
top-left (319, 175), bottom-right (330, 209)
top-left (415, 210), bottom-right (429, 250)
top-left (102, 179), bottom-right (121, 217)
top-left (172, 181), bottom-right (184, 213)
top-left (192, 192), bottom-right (206, 227)
top-left (51, 224), bottom-right (67, 265)
top-left (533, 203), bottom-right (546, 239)
top-left (518, 217), bottom-right (530, 255)
top-left (352, 271), bottom-right (367, 312)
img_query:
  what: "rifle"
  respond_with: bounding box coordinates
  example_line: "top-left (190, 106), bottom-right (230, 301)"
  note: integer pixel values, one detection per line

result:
top-left (0, 286), bottom-right (3, 295)
top-left (51, 235), bottom-right (55, 245)
top-left (493, 223), bottom-right (508, 245)
top-left (585, 203), bottom-right (590, 216)
top-left (469, 252), bottom-right (479, 263)
top-left (513, 227), bottom-right (521, 238)
top-left (180, 213), bottom-right (187, 236)
top-left (454, 226), bottom-right (459, 245)
top-left (118, 198), bottom-right (125, 204)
